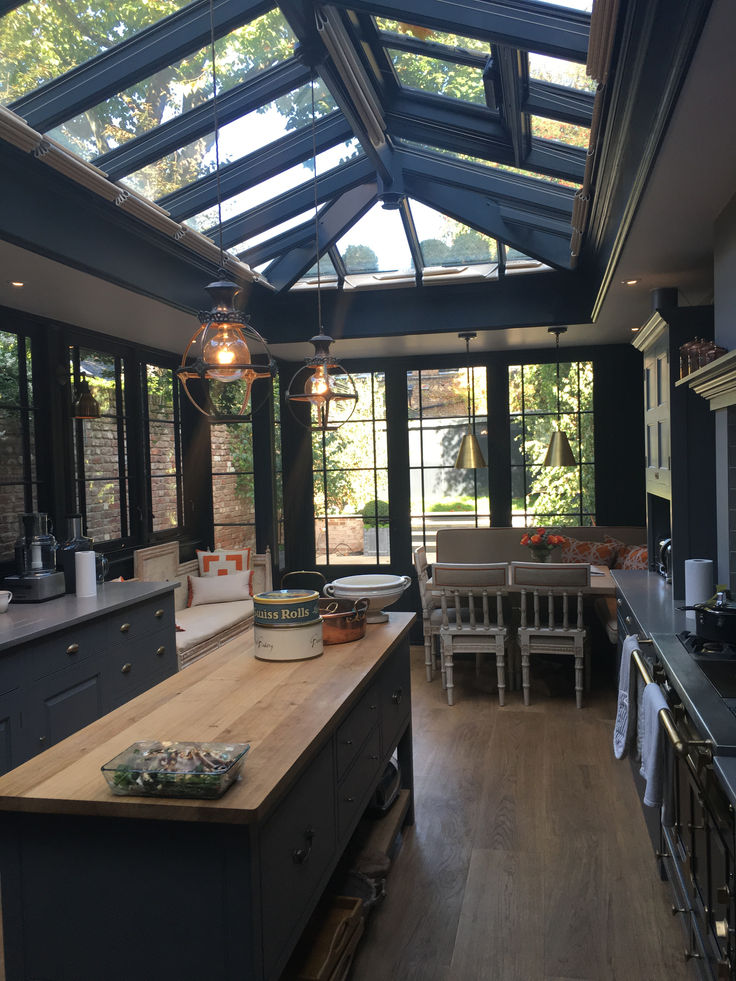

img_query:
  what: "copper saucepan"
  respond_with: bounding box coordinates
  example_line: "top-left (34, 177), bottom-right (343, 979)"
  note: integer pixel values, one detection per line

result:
top-left (318, 597), bottom-right (369, 645)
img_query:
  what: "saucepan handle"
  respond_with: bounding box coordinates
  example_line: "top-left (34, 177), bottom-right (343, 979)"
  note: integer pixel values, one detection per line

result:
top-left (324, 583), bottom-right (336, 596)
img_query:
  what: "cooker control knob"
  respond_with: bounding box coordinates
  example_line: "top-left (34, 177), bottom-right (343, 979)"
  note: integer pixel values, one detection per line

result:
top-left (717, 885), bottom-right (731, 904)
top-left (715, 918), bottom-right (730, 940)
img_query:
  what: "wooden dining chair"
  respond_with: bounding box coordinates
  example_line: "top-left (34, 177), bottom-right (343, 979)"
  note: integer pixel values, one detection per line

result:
top-left (432, 562), bottom-right (510, 706)
top-left (413, 545), bottom-right (441, 682)
top-left (510, 562), bottom-right (591, 708)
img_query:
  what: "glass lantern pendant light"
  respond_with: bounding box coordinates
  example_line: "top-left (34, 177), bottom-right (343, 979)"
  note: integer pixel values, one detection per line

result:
top-left (176, 0), bottom-right (274, 419)
top-left (285, 76), bottom-right (357, 432)
top-left (542, 326), bottom-right (577, 467)
top-left (454, 331), bottom-right (487, 469)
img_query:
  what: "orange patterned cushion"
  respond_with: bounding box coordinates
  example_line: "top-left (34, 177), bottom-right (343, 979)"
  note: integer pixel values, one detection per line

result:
top-left (197, 547), bottom-right (251, 577)
top-left (559, 537), bottom-right (617, 567)
top-left (605, 537), bottom-right (649, 570)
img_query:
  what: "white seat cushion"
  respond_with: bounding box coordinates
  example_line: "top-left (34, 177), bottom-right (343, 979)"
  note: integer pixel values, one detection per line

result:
top-left (175, 599), bottom-right (253, 653)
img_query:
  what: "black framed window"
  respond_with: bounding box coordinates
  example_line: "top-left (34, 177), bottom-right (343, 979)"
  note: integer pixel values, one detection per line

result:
top-left (0, 329), bottom-right (36, 561)
top-left (408, 366), bottom-right (488, 562)
top-left (70, 347), bottom-right (130, 543)
top-left (142, 363), bottom-right (183, 536)
top-left (313, 371), bottom-right (389, 566)
top-left (509, 360), bottom-right (595, 525)
top-left (210, 420), bottom-right (256, 550)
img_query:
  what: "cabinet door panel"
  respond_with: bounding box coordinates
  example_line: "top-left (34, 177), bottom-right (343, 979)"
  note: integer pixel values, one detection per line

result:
top-left (0, 689), bottom-right (23, 775)
top-left (380, 649), bottom-right (411, 756)
top-left (27, 666), bottom-right (103, 757)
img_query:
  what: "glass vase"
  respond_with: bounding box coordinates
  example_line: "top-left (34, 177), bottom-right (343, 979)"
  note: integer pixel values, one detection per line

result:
top-left (530, 546), bottom-right (553, 563)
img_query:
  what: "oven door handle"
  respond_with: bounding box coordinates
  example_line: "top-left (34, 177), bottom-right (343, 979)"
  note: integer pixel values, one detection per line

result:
top-left (632, 648), bottom-right (688, 757)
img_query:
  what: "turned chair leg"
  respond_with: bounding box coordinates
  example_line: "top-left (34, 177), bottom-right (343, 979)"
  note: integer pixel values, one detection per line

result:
top-left (575, 653), bottom-right (584, 708)
top-left (495, 645), bottom-right (506, 706)
top-left (424, 634), bottom-right (433, 682)
top-left (441, 635), bottom-right (455, 706)
top-left (521, 644), bottom-right (531, 706)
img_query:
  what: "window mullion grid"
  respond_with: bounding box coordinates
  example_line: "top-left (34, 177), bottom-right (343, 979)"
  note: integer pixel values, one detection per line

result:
top-left (17, 333), bottom-right (35, 512)
top-left (520, 365), bottom-right (528, 524)
top-left (371, 375), bottom-right (379, 558)
top-left (320, 428), bottom-right (329, 563)
top-left (115, 356), bottom-right (129, 540)
top-left (418, 371), bottom-right (427, 549)
top-left (71, 348), bottom-right (87, 519)
top-left (172, 369), bottom-right (184, 528)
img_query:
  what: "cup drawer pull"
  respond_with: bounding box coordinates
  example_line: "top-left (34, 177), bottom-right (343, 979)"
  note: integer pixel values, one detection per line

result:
top-left (121, 663), bottom-right (132, 674)
top-left (119, 623), bottom-right (131, 633)
top-left (155, 609), bottom-right (164, 618)
top-left (66, 643), bottom-right (79, 655)
top-left (292, 827), bottom-right (314, 864)
top-left (156, 646), bottom-right (165, 657)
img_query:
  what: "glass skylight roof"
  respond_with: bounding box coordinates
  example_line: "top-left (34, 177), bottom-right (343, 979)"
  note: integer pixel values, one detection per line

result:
top-left (0, 0), bottom-right (594, 295)
top-left (45, 12), bottom-right (298, 161)
top-left (0, 0), bottom-right (191, 103)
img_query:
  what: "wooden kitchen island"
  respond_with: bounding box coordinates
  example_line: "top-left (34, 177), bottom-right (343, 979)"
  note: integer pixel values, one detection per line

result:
top-left (0, 612), bottom-right (415, 981)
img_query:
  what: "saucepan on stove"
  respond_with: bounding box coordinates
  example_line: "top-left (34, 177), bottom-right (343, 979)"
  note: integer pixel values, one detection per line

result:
top-left (681, 590), bottom-right (736, 644)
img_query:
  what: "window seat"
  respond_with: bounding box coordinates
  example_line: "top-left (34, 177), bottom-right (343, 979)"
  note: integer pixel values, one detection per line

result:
top-left (133, 542), bottom-right (272, 668)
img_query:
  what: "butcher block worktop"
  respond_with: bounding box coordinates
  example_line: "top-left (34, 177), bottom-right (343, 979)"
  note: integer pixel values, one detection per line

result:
top-left (0, 612), bottom-right (414, 824)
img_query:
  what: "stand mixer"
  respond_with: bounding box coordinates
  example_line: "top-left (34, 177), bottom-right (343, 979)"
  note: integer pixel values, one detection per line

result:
top-left (4, 513), bottom-right (65, 602)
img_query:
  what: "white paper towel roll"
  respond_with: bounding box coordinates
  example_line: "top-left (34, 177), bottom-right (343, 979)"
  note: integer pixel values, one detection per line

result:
top-left (685, 558), bottom-right (713, 609)
top-left (75, 551), bottom-right (97, 598)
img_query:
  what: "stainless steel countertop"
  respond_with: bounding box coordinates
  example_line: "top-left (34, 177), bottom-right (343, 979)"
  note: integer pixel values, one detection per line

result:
top-left (613, 569), bottom-right (736, 803)
top-left (0, 580), bottom-right (177, 651)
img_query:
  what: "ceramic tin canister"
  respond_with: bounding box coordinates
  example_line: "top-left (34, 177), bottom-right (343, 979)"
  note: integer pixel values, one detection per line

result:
top-left (253, 589), bottom-right (320, 628)
top-left (254, 620), bottom-right (324, 661)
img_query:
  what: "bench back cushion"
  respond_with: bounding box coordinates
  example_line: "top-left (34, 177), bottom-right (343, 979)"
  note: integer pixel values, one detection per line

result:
top-left (436, 526), bottom-right (646, 566)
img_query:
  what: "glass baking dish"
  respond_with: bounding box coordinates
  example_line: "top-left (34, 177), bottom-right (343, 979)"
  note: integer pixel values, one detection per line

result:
top-left (101, 740), bottom-right (250, 799)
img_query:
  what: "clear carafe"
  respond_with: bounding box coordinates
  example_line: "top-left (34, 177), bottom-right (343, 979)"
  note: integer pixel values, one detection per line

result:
top-left (59, 514), bottom-right (93, 593)
top-left (14, 513), bottom-right (57, 576)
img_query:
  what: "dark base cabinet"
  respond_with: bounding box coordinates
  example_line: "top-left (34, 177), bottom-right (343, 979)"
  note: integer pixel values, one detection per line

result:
top-left (0, 583), bottom-right (177, 770)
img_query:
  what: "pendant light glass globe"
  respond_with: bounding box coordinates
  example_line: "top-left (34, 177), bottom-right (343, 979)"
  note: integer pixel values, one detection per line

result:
top-left (201, 322), bottom-right (251, 382)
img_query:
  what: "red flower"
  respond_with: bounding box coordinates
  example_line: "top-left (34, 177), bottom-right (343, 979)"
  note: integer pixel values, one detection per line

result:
top-left (537, 527), bottom-right (546, 535)
top-left (520, 534), bottom-right (529, 545)
top-left (530, 534), bottom-right (542, 545)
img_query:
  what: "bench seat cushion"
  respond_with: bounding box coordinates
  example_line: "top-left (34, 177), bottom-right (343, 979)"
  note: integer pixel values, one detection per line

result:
top-left (175, 599), bottom-right (254, 653)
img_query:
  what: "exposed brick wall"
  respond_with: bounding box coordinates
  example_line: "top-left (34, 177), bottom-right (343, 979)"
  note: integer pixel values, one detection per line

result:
top-left (211, 425), bottom-right (255, 551)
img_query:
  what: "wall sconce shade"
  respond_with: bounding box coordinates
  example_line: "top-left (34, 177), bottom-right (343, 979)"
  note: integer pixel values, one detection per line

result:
top-left (72, 374), bottom-right (100, 419)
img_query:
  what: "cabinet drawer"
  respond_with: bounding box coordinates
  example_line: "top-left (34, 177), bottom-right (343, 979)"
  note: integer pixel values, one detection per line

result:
top-left (337, 725), bottom-right (381, 843)
top-left (380, 649), bottom-right (411, 757)
top-left (335, 682), bottom-right (379, 781)
top-left (108, 597), bottom-right (175, 647)
top-left (27, 620), bottom-right (107, 681)
top-left (260, 741), bottom-right (336, 979)
top-left (102, 629), bottom-right (177, 712)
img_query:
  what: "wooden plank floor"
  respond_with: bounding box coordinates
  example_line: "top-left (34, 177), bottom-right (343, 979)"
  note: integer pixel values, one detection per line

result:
top-left (350, 646), bottom-right (696, 981)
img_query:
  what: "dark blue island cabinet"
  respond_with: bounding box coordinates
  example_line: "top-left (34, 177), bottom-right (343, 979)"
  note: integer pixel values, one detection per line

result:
top-left (0, 612), bottom-right (415, 981)
top-left (0, 581), bottom-right (178, 770)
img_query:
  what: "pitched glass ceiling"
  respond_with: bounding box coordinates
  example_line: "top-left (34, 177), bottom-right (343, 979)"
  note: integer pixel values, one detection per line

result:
top-left (0, 0), bottom-right (594, 294)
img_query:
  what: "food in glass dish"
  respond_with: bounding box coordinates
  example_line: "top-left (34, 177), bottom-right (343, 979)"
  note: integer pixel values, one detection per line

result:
top-left (101, 740), bottom-right (250, 799)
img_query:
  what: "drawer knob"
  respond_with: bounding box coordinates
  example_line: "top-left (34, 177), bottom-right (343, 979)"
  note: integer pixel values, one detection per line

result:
top-left (616, 599), bottom-right (622, 607)
top-left (156, 646), bottom-right (165, 657)
top-left (625, 616), bottom-right (632, 625)
top-left (344, 796), bottom-right (356, 803)
top-left (392, 687), bottom-right (403, 706)
top-left (369, 704), bottom-right (378, 711)
top-left (292, 827), bottom-right (314, 865)
top-left (38, 736), bottom-right (46, 745)
top-left (369, 754), bottom-right (379, 761)
top-left (66, 643), bottom-right (79, 655)
top-left (120, 623), bottom-right (131, 633)
top-left (155, 609), bottom-right (164, 618)
top-left (343, 738), bottom-right (353, 746)
top-left (121, 663), bottom-right (132, 674)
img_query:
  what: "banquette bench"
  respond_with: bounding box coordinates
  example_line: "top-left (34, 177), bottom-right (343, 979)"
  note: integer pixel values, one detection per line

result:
top-left (434, 525), bottom-right (647, 648)
top-left (133, 542), bottom-right (273, 668)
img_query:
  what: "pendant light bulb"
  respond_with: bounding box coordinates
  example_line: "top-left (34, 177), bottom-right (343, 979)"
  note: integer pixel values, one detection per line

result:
top-left (306, 364), bottom-right (332, 398)
top-left (201, 322), bottom-right (251, 381)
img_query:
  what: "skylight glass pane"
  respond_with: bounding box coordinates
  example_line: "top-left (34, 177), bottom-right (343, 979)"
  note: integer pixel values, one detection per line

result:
top-left (387, 49), bottom-right (484, 105)
top-left (186, 139), bottom-right (361, 234)
top-left (303, 255), bottom-right (338, 280)
top-left (506, 246), bottom-right (539, 263)
top-left (337, 205), bottom-right (413, 275)
top-left (534, 0), bottom-right (592, 9)
top-left (121, 81), bottom-right (337, 201)
top-left (531, 116), bottom-right (590, 149)
top-left (0, 0), bottom-right (190, 104)
top-left (410, 200), bottom-right (497, 266)
top-left (529, 53), bottom-right (596, 93)
top-left (46, 12), bottom-right (297, 161)
top-left (234, 209), bottom-right (316, 254)
top-left (375, 19), bottom-right (489, 54)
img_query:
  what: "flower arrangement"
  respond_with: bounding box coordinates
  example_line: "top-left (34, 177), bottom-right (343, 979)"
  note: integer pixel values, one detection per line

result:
top-left (520, 528), bottom-right (566, 549)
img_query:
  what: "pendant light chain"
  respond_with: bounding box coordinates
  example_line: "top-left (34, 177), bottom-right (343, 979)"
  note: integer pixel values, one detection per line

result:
top-left (555, 329), bottom-right (561, 421)
top-left (311, 76), bottom-right (322, 330)
top-left (208, 0), bottom-right (224, 268)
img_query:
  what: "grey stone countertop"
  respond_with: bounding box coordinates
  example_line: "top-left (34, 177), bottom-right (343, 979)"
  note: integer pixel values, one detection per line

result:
top-left (0, 580), bottom-right (177, 652)
top-left (613, 569), bottom-right (736, 806)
